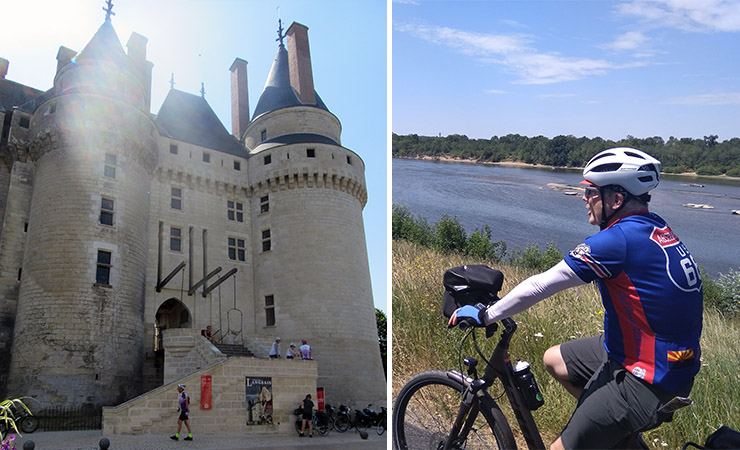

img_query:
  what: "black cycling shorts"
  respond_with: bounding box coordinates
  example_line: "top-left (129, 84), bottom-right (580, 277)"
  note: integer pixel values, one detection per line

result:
top-left (559, 335), bottom-right (692, 449)
top-left (178, 410), bottom-right (189, 421)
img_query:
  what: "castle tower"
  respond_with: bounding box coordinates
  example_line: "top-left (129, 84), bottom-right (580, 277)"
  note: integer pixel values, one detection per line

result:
top-left (6, 16), bottom-right (158, 409)
top-left (243, 22), bottom-right (385, 406)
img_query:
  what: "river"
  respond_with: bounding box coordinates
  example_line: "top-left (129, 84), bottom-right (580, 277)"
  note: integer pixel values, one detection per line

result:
top-left (392, 158), bottom-right (740, 278)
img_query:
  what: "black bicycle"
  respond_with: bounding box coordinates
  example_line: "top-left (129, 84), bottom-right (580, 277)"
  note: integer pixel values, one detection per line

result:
top-left (393, 264), bottom-right (692, 450)
top-left (294, 409), bottom-right (329, 436)
top-left (0, 406), bottom-right (39, 435)
top-left (377, 406), bottom-right (387, 436)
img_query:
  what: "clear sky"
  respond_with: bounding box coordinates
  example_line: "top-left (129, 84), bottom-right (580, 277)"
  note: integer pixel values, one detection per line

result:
top-left (393, 0), bottom-right (740, 142)
top-left (1, 0), bottom-right (388, 312)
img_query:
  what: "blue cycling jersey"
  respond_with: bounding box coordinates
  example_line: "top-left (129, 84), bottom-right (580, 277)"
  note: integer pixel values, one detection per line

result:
top-left (564, 211), bottom-right (703, 394)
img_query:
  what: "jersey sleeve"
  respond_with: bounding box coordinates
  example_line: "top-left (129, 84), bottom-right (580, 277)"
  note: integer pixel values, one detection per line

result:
top-left (564, 227), bottom-right (627, 283)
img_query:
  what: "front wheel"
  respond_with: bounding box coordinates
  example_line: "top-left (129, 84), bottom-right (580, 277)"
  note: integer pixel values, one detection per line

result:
top-left (393, 370), bottom-right (516, 450)
top-left (334, 415), bottom-right (350, 433)
top-left (20, 416), bottom-right (39, 434)
top-left (377, 416), bottom-right (386, 435)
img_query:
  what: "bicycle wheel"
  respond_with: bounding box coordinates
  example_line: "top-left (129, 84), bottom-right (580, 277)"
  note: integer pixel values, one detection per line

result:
top-left (20, 416), bottom-right (39, 433)
top-left (316, 419), bottom-right (329, 436)
top-left (334, 415), bottom-right (350, 432)
top-left (377, 417), bottom-right (386, 435)
top-left (393, 370), bottom-right (516, 450)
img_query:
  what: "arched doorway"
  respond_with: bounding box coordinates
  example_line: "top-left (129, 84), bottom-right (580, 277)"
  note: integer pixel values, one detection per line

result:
top-left (154, 298), bottom-right (191, 351)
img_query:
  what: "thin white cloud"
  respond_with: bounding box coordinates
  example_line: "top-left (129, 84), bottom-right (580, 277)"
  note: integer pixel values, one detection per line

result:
top-left (393, 0), bottom-right (421, 5)
top-left (484, 89), bottom-right (508, 94)
top-left (395, 22), bottom-right (625, 84)
top-left (668, 92), bottom-right (740, 105)
top-left (538, 93), bottom-right (578, 100)
top-left (617, 0), bottom-right (740, 32)
top-left (603, 30), bottom-right (649, 51)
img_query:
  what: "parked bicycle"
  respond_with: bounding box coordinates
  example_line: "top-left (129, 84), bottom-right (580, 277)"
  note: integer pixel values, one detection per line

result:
top-left (376, 406), bottom-right (387, 436)
top-left (293, 408), bottom-right (329, 436)
top-left (393, 265), bottom-right (693, 450)
top-left (0, 405), bottom-right (39, 435)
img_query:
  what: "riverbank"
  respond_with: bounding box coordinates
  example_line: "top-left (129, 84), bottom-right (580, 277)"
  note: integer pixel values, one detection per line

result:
top-left (393, 155), bottom-right (740, 182)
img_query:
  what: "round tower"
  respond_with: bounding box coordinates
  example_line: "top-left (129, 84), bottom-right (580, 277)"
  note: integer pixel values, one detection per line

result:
top-left (7, 19), bottom-right (158, 409)
top-left (244, 22), bottom-right (385, 406)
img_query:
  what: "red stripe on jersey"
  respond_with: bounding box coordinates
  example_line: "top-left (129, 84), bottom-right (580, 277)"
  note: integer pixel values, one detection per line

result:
top-left (605, 272), bottom-right (656, 384)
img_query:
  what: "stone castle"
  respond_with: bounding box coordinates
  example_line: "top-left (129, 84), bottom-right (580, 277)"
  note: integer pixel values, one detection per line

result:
top-left (0, 9), bottom-right (385, 415)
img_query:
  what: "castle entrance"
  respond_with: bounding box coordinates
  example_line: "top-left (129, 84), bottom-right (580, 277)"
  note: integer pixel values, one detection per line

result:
top-left (154, 298), bottom-right (191, 351)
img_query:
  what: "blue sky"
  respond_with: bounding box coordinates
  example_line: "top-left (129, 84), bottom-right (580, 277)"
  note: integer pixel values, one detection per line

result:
top-left (393, 0), bottom-right (740, 142)
top-left (1, 0), bottom-right (388, 312)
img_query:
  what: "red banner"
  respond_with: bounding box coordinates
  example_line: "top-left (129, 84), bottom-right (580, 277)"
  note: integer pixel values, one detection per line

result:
top-left (201, 375), bottom-right (212, 410)
top-left (317, 387), bottom-right (325, 412)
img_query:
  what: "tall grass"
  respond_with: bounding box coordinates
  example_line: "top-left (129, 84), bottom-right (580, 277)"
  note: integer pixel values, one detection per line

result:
top-left (392, 240), bottom-right (740, 449)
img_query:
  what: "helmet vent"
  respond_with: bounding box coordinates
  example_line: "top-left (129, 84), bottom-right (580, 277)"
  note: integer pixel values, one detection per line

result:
top-left (625, 151), bottom-right (646, 159)
top-left (588, 152), bottom-right (615, 164)
top-left (638, 175), bottom-right (654, 182)
top-left (592, 163), bottom-right (622, 173)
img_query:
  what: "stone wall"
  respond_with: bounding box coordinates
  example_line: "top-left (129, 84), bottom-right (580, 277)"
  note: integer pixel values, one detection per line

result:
top-left (163, 328), bottom-right (226, 384)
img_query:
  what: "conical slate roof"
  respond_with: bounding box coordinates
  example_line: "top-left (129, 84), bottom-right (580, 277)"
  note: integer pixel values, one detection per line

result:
top-left (75, 20), bottom-right (129, 69)
top-left (251, 43), bottom-right (330, 120)
top-left (155, 89), bottom-right (247, 157)
top-left (252, 44), bottom-right (301, 119)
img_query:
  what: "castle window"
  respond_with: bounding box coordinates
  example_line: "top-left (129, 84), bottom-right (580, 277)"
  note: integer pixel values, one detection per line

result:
top-left (265, 295), bottom-right (275, 326)
top-left (228, 237), bottom-right (246, 262)
top-left (104, 153), bottom-right (117, 178)
top-left (96, 250), bottom-right (112, 285)
top-left (261, 229), bottom-right (271, 252)
top-left (203, 152), bottom-right (210, 163)
top-left (171, 187), bottom-right (182, 210)
top-left (227, 201), bottom-right (244, 222)
top-left (261, 129), bottom-right (267, 141)
top-left (100, 198), bottom-right (114, 226)
top-left (307, 148), bottom-right (315, 158)
top-left (264, 154), bottom-right (272, 165)
top-left (170, 227), bottom-right (182, 252)
top-left (346, 155), bottom-right (353, 165)
top-left (234, 160), bottom-right (241, 171)
top-left (260, 196), bottom-right (269, 214)
top-left (170, 144), bottom-right (178, 155)
top-left (19, 116), bottom-right (30, 129)
top-left (17, 268), bottom-right (22, 281)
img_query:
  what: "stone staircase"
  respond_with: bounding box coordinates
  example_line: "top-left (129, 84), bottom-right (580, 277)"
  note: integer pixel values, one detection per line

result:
top-left (216, 343), bottom-right (256, 358)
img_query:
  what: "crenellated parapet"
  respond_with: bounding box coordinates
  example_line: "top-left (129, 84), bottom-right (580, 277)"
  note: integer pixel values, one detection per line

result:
top-left (248, 167), bottom-right (367, 206)
top-left (155, 165), bottom-right (250, 198)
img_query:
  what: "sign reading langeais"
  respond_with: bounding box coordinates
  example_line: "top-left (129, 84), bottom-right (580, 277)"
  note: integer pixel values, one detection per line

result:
top-left (245, 377), bottom-right (272, 425)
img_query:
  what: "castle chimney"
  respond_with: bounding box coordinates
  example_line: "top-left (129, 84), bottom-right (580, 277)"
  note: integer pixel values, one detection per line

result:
top-left (0, 58), bottom-right (8, 79)
top-left (286, 22), bottom-right (316, 105)
top-left (56, 47), bottom-right (77, 74)
top-left (229, 58), bottom-right (250, 139)
top-left (127, 32), bottom-right (153, 112)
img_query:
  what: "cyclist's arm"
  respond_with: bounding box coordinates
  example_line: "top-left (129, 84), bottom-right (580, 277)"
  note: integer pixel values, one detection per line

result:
top-left (482, 260), bottom-right (585, 324)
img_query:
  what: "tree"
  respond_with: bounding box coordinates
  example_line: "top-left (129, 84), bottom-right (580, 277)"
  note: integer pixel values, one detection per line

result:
top-left (376, 308), bottom-right (387, 377)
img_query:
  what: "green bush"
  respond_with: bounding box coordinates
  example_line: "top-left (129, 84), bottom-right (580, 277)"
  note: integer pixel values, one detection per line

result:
top-left (725, 167), bottom-right (740, 177)
top-left (433, 214), bottom-right (467, 254)
top-left (705, 269), bottom-right (740, 315)
top-left (509, 242), bottom-right (563, 271)
top-left (695, 165), bottom-right (724, 176)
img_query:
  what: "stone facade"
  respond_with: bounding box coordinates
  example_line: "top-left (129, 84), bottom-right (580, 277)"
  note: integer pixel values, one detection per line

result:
top-left (0, 14), bottom-right (385, 414)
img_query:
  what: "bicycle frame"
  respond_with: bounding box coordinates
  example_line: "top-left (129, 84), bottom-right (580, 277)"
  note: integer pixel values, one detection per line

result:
top-left (445, 317), bottom-right (546, 450)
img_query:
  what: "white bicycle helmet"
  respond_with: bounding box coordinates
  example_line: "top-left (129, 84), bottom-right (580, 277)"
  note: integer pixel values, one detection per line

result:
top-left (582, 147), bottom-right (661, 196)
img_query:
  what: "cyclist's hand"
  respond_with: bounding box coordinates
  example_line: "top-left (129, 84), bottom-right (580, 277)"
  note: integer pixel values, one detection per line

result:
top-left (448, 304), bottom-right (486, 330)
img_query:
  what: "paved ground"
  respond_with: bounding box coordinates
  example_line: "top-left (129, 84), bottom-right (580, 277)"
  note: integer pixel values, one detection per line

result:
top-left (11, 429), bottom-right (389, 449)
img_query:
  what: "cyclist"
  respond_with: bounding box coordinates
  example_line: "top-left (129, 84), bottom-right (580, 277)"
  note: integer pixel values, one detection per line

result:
top-left (451, 148), bottom-right (703, 449)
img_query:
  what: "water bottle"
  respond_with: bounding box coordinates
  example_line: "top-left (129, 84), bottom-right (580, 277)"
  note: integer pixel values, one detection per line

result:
top-left (513, 360), bottom-right (544, 410)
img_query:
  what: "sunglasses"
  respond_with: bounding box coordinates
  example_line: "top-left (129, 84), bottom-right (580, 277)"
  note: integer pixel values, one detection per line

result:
top-left (584, 187), bottom-right (600, 199)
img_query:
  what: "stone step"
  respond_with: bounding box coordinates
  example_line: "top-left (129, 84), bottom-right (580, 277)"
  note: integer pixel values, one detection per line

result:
top-left (216, 343), bottom-right (256, 358)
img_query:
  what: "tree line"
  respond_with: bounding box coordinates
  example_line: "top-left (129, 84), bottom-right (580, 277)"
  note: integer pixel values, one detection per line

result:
top-left (392, 133), bottom-right (740, 177)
